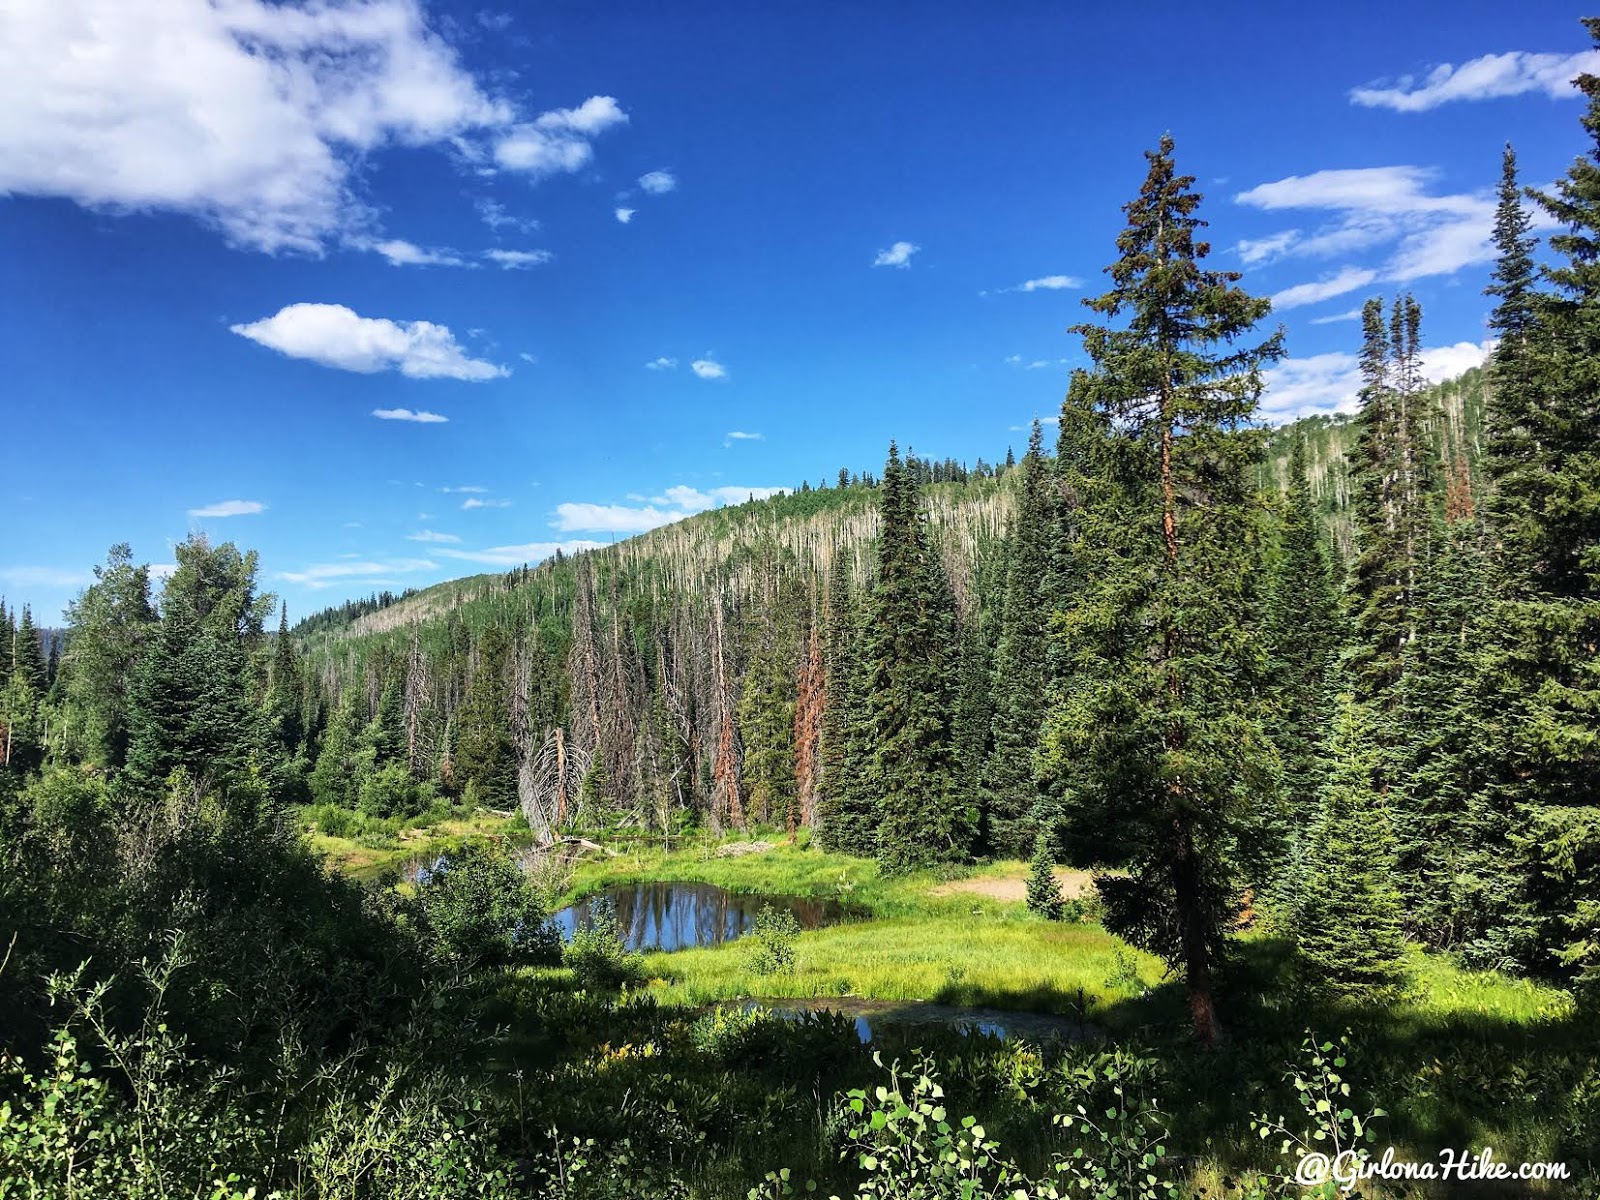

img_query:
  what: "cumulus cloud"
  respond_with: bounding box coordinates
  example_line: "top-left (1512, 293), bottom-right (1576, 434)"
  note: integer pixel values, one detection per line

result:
top-left (231, 303), bottom-right (508, 380)
top-left (1351, 49), bottom-right (1600, 112)
top-left (615, 206), bottom-right (635, 223)
top-left (1270, 266), bottom-right (1378, 310)
top-left (645, 356), bottom-right (676, 370)
top-left (690, 357), bottom-right (727, 380)
top-left (553, 484), bottom-right (789, 535)
top-left (461, 497), bottom-right (511, 509)
top-left (493, 95), bottom-right (626, 175)
top-left (188, 499), bottom-right (265, 518)
top-left (437, 540), bottom-right (605, 565)
top-left (0, 1), bottom-right (627, 253)
top-left (724, 430), bottom-right (762, 440)
top-left (406, 530), bottom-right (461, 543)
top-left (872, 241), bottom-right (918, 268)
top-left (373, 407), bottom-right (448, 422)
top-left (1259, 340), bottom-right (1492, 423)
top-left (1235, 166), bottom-right (1497, 284)
top-left (483, 248), bottom-right (552, 268)
top-left (637, 169), bottom-right (676, 194)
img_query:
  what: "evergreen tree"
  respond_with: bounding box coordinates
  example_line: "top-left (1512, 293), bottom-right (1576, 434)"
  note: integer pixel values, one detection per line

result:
top-left (61, 546), bottom-right (156, 770)
top-left (984, 420), bottom-right (1054, 857)
top-left (454, 625), bottom-right (517, 808)
top-left (859, 443), bottom-right (972, 870)
top-left (1039, 136), bottom-right (1283, 1042)
top-left (1347, 295), bottom-right (1434, 712)
top-left (951, 618), bottom-right (994, 832)
top-left (123, 537), bottom-right (263, 799)
top-left (309, 687), bottom-right (364, 809)
top-left (1026, 832), bottom-right (1065, 920)
top-left (1473, 30), bottom-right (1600, 981)
top-left (815, 555), bottom-right (876, 854)
top-left (1262, 439), bottom-right (1343, 851)
top-left (1294, 695), bottom-right (1410, 1002)
top-left (12, 606), bottom-right (47, 695)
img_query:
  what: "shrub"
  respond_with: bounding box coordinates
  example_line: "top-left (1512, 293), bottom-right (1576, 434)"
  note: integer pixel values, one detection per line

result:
top-left (565, 896), bottom-right (644, 990)
top-left (358, 761), bottom-right (436, 819)
top-left (745, 905), bottom-right (801, 976)
top-left (415, 841), bottom-right (561, 969)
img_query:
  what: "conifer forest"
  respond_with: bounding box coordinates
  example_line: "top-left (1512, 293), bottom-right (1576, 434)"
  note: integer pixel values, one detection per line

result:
top-left (4, 19), bottom-right (1600, 1200)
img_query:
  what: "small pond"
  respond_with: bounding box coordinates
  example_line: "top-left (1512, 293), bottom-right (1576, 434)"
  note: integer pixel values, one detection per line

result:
top-left (551, 881), bottom-right (856, 952)
top-left (744, 997), bottom-right (1101, 1045)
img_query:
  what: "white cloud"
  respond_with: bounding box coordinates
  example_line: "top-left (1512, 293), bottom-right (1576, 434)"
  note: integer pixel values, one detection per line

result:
top-left (553, 484), bottom-right (789, 534)
top-left (483, 247), bottom-right (552, 268)
top-left (725, 430), bottom-right (762, 440)
top-left (493, 95), bottom-right (626, 176)
top-left (1260, 340), bottom-right (1493, 423)
top-left (437, 540), bottom-right (605, 565)
top-left (1270, 266), bottom-right (1378, 310)
top-left (637, 169), bottom-right (676, 194)
top-left (645, 356), bottom-right (677, 370)
top-left (519, 352), bottom-right (537, 364)
top-left (475, 198), bottom-right (537, 232)
top-left (188, 499), bottom-right (265, 518)
top-left (1309, 308), bottom-right (1363, 325)
top-left (440, 485), bottom-right (486, 493)
top-left (1013, 274), bottom-right (1082, 292)
top-left (277, 557), bottom-right (436, 588)
top-left (0, 0), bottom-right (518, 253)
top-left (1351, 49), bottom-right (1600, 112)
top-left (462, 497), bottom-right (512, 509)
top-left (1237, 230), bottom-right (1301, 265)
top-left (873, 240), bottom-right (919, 269)
top-left (231, 303), bottom-right (508, 380)
top-left (1260, 352), bottom-right (1363, 422)
top-left (0, 3), bottom-right (633, 254)
top-left (1419, 339), bottom-right (1493, 382)
top-left (0, 566), bottom-right (94, 590)
top-left (373, 407), bottom-right (448, 422)
top-left (690, 357), bottom-right (727, 380)
top-left (407, 530), bottom-right (461, 543)
top-left (615, 206), bottom-right (635, 223)
top-left (1236, 166), bottom-right (1494, 284)
top-left (360, 238), bottom-right (467, 267)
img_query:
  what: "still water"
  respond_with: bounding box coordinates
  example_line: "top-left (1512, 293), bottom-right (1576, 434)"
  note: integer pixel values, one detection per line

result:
top-left (550, 881), bottom-right (854, 952)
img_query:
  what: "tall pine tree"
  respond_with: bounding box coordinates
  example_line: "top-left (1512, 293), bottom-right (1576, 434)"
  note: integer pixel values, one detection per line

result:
top-left (1040, 136), bottom-right (1283, 1042)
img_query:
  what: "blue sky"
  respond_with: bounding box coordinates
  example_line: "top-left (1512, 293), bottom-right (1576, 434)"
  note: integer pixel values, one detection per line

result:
top-left (1, 0), bottom-right (1594, 622)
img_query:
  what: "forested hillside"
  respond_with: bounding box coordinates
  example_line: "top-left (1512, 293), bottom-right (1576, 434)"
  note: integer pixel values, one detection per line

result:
top-left (3, 86), bottom-right (1597, 1197)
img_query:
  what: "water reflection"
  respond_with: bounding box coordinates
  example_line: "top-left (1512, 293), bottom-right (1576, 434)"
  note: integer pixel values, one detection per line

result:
top-left (551, 881), bottom-right (852, 952)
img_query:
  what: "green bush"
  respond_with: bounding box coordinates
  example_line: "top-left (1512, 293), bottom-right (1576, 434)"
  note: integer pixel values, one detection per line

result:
top-left (745, 905), bottom-right (801, 976)
top-left (565, 897), bottom-right (644, 990)
top-left (358, 761), bottom-right (436, 819)
top-left (415, 841), bottom-right (561, 969)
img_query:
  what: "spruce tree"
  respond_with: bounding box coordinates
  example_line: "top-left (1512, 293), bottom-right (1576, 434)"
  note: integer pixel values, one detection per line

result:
top-left (1262, 439), bottom-right (1342, 850)
top-left (815, 556), bottom-right (877, 854)
top-left (1039, 136), bottom-right (1283, 1042)
top-left (984, 420), bottom-right (1054, 857)
top-left (1026, 831), bottom-right (1065, 920)
top-left (309, 687), bottom-right (363, 809)
top-left (1294, 695), bottom-right (1410, 1002)
top-left (859, 443), bottom-right (972, 870)
top-left (1474, 28), bottom-right (1600, 980)
top-left (454, 625), bottom-right (517, 808)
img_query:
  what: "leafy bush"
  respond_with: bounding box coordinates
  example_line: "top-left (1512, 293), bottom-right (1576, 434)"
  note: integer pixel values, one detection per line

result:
top-left (565, 896), bottom-right (644, 990)
top-left (415, 841), bottom-right (561, 969)
top-left (358, 761), bottom-right (436, 819)
top-left (745, 905), bottom-right (801, 975)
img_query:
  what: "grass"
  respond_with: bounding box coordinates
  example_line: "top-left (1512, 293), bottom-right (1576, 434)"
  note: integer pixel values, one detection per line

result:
top-left (299, 804), bottom-right (529, 880)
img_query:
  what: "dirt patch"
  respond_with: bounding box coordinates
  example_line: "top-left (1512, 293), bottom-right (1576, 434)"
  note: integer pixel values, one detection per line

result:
top-left (931, 869), bottom-right (1097, 903)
